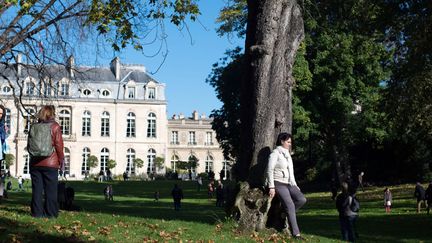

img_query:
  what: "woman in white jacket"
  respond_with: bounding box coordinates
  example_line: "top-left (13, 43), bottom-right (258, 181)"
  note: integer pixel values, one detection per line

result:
top-left (267, 132), bottom-right (306, 239)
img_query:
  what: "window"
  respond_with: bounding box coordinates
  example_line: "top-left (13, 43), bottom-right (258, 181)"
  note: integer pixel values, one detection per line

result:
top-left (64, 148), bottom-right (71, 176)
top-left (188, 131), bottom-right (196, 145)
top-left (171, 154), bottom-right (180, 171)
top-left (171, 131), bottom-right (179, 144)
top-left (81, 147), bottom-right (90, 175)
top-left (100, 148), bottom-right (109, 172)
top-left (188, 155), bottom-right (197, 174)
top-left (222, 161), bottom-right (230, 180)
top-left (23, 154), bottom-right (29, 175)
top-left (205, 155), bottom-right (214, 173)
top-left (24, 108), bottom-right (36, 133)
top-left (43, 82), bottom-right (52, 97)
top-left (60, 83), bottom-right (69, 96)
top-left (148, 87), bottom-right (156, 99)
top-left (2, 85), bottom-right (11, 93)
top-left (101, 111), bottom-right (110, 137)
top-left (126, 112), bottom-right (136, 137)
top-left (82, 110), bottom-right (91, 136)
top-left (127, 87), bottom-right (135, 99)
top-left (126, 148), bottom-right (136, 175)
top-left (147, 148), bottom-right (156, 174)
top-left (59, 109), bottom-right (71, 135)
top-left (83, 89), bottom-right (91, 96)
top-left (26, 82), bottom-right (35, 95)
top-left (205, 132), bottom-right (213, 145)
top-left (101, 90), bottom-right (110, 97)
top-left (147, 113), bottom-right (156, 138)
top-left (5, 108), bottom-right (11, 135)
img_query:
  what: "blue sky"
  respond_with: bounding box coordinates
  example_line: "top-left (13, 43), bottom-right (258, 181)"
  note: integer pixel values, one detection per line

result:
top-left (116, 1), bottom-right (243, 118)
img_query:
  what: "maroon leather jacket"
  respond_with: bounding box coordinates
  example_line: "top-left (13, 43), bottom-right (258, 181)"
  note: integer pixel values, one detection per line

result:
top-left (30, 120), bottom-right (65, 169)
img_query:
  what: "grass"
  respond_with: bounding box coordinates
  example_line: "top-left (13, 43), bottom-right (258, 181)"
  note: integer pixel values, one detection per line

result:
top-left (0, 180), bottom-right (431, 242)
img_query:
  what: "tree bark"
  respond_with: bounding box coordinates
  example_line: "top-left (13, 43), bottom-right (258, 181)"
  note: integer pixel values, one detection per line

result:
top-left (233, 0), bottom-right (304, 233)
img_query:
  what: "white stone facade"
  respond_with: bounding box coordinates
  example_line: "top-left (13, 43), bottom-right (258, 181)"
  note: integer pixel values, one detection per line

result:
top-left (0, 57), bottom-right (225, 180)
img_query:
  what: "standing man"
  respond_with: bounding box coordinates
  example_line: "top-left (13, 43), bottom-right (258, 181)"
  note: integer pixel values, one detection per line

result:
top-left (358, 172), bottom-right (365, 191)
top-left (414, 182), bottom-right (426, 213)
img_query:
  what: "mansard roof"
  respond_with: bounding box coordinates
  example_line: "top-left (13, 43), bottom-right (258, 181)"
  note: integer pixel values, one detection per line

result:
top-left (0, 63), bottom-right (156, 84)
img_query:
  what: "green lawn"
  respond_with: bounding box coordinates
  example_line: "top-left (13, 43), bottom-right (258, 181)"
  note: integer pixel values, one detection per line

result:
top-left (0, 180), bottom-right (431, 242)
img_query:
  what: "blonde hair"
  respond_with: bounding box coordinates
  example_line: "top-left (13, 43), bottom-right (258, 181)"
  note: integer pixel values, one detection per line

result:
top-left (38, 105), bottom-right (55, 121)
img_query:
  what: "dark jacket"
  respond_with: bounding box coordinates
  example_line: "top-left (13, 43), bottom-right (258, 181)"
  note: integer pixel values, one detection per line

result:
top-left (414, 184), bottom-right (426, 200)
top-left (30, 120), bottom-right (64, 169)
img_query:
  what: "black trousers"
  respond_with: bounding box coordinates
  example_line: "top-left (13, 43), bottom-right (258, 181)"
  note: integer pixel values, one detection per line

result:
top-left (30, 166), bottom-right (58, 218)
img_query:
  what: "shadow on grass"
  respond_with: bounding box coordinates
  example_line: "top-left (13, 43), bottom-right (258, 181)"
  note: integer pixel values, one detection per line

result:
top-left (299, 212), bottom-right (432, 242)
top-left (0, 216), bottom-right (86, 243)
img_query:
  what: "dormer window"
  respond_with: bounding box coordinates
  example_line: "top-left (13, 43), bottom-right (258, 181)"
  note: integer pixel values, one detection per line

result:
top-left (127, 87), bottom-right (135, 99)
top-left (83, 89), bottom-right (91, 96)
top-left (148, 87), bottom-right (155, 99)
top-left (2, 85), bottom-right (11, 94)
top-left (101, 90), bottom-right (111, 97)
top-left (60, 83), bottom-right (69, 96)
top-left (26, 82), bottom-right (35, 95)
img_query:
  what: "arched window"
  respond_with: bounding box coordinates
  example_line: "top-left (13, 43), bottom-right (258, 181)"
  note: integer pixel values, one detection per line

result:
top-left (188, 155), bottom-right (198, 174)
top-left (100, 148), bottom-right (109, 172)
top-left (82, 110), bottom-right (91, 136)
top-left (147, 112), bottom-right (156, 138)
top-left (101, 111), bottom-right (110, 136)
top-left (126, 112), bottom-right (136, 137)
top-left (59, 109), bottom-right (71, 135)
top-left (147, 148), bottom-right (156, 174)
top-left (171, 154), bottom-right (180, 171)
top-left (64, 148), bottom-right (71, 176)
top-left (126, 148), bottom-right (136, 174)
top-left (81, 147), bottom-right (90, 175)
top-left (205, 155), bottom-right (214, 173)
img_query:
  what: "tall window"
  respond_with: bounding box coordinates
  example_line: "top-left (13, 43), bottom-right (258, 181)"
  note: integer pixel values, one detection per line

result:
top-left (171, 131), bottom-right (179, 144)
top-left (222, 161), bottom-right (230, 180)
top-left (24, 108), bottom-right (36, 133)
top-left (26, 82), bottom-right (35, 95)
top-left (64, 148), bottom-right (71, 176)
top-left (188, 131), bottom-right (196, 145)
top-left (5, 108), bottom-right (11, 135)
top-left (60, 82), bottom-right (69, 96)
top-left (205, 155), bottom-right (214, 173)
top-left (147, 113), bottom-right (156, 138)
top-left (59, 109), bottom-right (71, 135)
top-left (147, 148), bottom-right (156, 174)
top-left (205, 132), bottom-right (213, 145)
top-left (43, 82), bottom-right (51, 97)
top-left (126, 148), bottom-right (136, 174)
top-left (148, 87), bottom-right (156, 99)
top-left (101, 111), bottom-right (110, 137)
top-left (23, 154), bottom-right (29, 175)
top-left (126, 112), bottom-right (136, 137)
top-left (100, 148), bottom-right (109, 172)
top-left (82, 110), bottom-right (91, 136)
top-left (171, 154), bottom-right (180, 171)
top-left (81, 147), bottom-right (90, 175)
top-left (127, 87), bottom-right (135, 99)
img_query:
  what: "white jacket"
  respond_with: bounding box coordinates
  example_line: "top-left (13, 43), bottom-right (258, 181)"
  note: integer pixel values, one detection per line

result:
top-left (266, 146), bottom-right (297, 188)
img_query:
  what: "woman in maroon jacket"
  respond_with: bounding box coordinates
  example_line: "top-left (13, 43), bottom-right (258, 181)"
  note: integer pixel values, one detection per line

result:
top-left (30, 105), bottom-right (64, 218)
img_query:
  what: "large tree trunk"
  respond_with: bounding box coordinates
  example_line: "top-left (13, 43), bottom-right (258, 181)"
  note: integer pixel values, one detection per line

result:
top-left (233, 0), bottom-right (304, 233)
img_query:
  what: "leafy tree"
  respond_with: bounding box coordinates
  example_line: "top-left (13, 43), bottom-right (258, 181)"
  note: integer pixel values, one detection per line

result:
top-left (154, 157), bottom-right (165, 170)
top-left (133, 158), bottom-right (144, 169)
top-left (87, 155), bottom-right (98, 171)
top-left (3, 153), bottom-right (15, 168)
top-left (107, 159), bottom-right (116, 170)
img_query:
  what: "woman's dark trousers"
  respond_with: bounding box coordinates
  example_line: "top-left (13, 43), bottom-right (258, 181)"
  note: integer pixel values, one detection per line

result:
top-left (30, 166), bottom-right (59, 218)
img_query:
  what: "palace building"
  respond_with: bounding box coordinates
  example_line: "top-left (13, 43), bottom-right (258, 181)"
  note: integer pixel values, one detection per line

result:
top-left (0, 56), bottom-right (227, 180)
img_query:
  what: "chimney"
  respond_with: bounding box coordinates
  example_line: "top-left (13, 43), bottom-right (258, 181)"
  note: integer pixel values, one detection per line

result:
top-left (200, 113), bottom-right (206, 119)
top-left (192, 110), bottom-right (199, 120)
top-left (110, 57), bottom-right (121, 80)
top-left (16, 53), bottom-right (22, 76)
top-left (179, 113), bottom-right (184, 119)
top-left (67, 55), bottom-right (75, 78)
